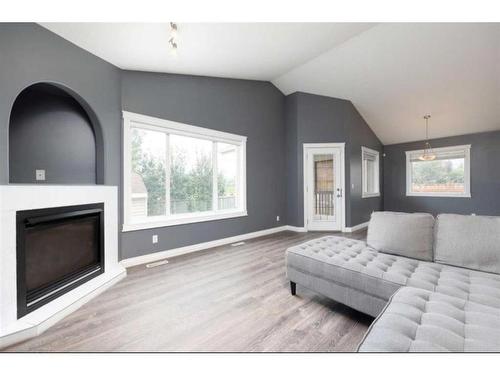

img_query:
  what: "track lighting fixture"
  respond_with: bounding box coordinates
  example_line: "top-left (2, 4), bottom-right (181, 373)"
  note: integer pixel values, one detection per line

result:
top-left (169, 22), bottom-right (178, 56)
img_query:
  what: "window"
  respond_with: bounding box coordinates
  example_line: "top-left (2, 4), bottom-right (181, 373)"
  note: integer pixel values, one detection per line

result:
top-left (123, 111), bottom-right (247, 231)
top-left (406, 145), bottom-right (470, 197)
top-left (361, 146), bottom-right (380, 198)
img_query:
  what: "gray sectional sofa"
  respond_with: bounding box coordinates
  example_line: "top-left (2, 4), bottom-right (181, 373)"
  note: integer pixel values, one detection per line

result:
top-left (285, 211), bottom-right (500, 352)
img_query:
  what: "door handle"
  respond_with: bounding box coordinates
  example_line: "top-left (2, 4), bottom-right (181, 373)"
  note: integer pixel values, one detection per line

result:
top-left (336, 188), bottom-right (342, 198)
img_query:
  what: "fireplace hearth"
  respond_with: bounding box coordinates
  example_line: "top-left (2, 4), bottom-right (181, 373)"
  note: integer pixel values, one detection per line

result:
top-left (0, 185), bottom-right (125, 348)
top-left (16, 203), bottom-right (104, 318)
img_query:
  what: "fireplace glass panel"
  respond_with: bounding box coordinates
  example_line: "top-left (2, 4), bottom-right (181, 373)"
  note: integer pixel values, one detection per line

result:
top-left (25, 216), bottom-right (100, 293)
top-left (17, 203), bottom-right (104, 318)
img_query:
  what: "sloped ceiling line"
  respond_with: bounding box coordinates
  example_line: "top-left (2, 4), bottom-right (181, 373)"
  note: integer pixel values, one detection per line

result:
top-left (40, 22), bottom-right (500, 145)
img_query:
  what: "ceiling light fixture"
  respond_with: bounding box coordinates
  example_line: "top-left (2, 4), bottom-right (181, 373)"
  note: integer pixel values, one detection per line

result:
top-left (170, 22), bottom-right (178, 38)
top-left (169, 22), bottom-right (178, 57)
top-left (418, 114), bottom-right (436, 161)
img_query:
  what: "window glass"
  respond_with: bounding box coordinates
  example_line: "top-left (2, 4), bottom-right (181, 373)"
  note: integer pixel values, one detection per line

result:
top-left (170, 134), bottom-right (213, 214)
top-left (130, 127), bottom-right (167, 218)
top-left (410, 157), bottom-right (465, 194)
top-left (217, 142), bottom-right (238, 210)
top-left (406, 145), bottom-right (470, 197)
top-left (124, 112), bottom-right (247, 230)
top-left (362, 148), bottom-right (379, 197)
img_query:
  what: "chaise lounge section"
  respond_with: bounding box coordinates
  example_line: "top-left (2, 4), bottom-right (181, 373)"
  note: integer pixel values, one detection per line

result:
top-left (286, 211), bottom-right (500, 352)
top-left (359, 286), bottom-right (500, 352)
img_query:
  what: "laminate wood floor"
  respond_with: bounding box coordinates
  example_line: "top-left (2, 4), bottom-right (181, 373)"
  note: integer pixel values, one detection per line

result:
top-left (5, 230), bottom-right (373, 352)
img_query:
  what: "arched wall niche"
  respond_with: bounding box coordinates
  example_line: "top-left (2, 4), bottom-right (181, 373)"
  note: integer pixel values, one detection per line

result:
top-left (9, 82), bottom-right (104, 184)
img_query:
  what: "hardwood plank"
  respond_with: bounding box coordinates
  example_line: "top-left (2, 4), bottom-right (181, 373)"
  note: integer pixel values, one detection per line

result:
top-left (4, 230), bottom-right (372, 352)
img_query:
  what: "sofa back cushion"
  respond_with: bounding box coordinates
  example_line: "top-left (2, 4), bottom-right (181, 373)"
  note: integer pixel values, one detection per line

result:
top-left (434, 214), bottom-right (500, 274)
top-left (367, 211), bottom-right (435, 261)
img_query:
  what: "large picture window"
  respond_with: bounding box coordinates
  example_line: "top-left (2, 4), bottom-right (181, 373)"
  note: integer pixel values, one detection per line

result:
top-left (123, 111), bottom-right (247, 231)
top-left (406, 144), bottom-right (471, 197)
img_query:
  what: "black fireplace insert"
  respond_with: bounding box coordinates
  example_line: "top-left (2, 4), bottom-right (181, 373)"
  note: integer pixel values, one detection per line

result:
top-left (16, 203), bottom-right (104, 318)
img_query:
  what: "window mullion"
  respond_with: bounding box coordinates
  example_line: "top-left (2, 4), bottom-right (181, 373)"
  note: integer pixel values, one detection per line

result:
top-left (124, 121), bottom-right (132, 226)
top-left (362, 157), bottom-right (368, 194)
top-left (165, 133), bottom-right (171, 216)
top-left (124, 111), bottom-right (248, 230)
top-left (236, 145), bottom-right (242, 209)
top-left (212, 142), bottom-right (218, 212)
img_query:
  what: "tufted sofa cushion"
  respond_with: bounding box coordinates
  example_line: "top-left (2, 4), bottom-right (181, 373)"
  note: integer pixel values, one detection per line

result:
top-left (286, 234), bottom-right (500, 351)
top-left (367, 211), bottom-right (435, 261)
top-left (286, 236), bottom-right (402, 316)
top-left (435, 214), bottom-right (500, 275)
top-left (286, 236), bottom-right (500, 314)
top-left (358, 287), bottom-right (500, 352)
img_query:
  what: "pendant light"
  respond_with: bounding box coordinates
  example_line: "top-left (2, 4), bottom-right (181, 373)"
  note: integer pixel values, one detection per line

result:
top-left (418, 114), bottom-right (436, 161)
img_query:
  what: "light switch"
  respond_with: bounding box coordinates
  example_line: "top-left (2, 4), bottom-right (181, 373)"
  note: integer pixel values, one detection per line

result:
top-left (152, 234), bottom-right (158, 244)
top-left (36, 169), bottom-right (45, 181)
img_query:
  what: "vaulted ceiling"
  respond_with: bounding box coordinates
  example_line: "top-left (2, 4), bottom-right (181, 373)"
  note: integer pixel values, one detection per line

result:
top-left (40, 23), bottom-right (375, 80)
top-left (40, 22), bottom-right (500, 145)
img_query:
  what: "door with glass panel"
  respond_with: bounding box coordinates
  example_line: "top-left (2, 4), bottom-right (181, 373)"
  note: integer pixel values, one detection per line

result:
top-left (304, 145), bottom-right (343, 231)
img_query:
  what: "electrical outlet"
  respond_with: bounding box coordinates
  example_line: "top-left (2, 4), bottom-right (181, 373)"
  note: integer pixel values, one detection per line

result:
top-left (36, 169), bottom-right (45, 181)
top-left (276, 216), bottom-right (280, 222)
top-left (152, 234), bottom-right (158, 244)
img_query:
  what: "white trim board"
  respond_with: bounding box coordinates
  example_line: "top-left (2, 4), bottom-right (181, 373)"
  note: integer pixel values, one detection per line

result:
top-left (405, 144), bottom-right (471, 198)
top-left (122, 111), bottom-right (247, 143)
top-left (302, 143), bottom-right (346, 232)
top-left (120, 226), bottom-right (291, 268)
top-left (119, 222), bottom-right (369, 269)
top-left (284, 225), bottom-right (307, 232)
top-left (343, 221), bottom-right (369, 233)
top-left (361, 146), bottom-right (381, 198)
top-left (122, 110), bottom-right (248, 232)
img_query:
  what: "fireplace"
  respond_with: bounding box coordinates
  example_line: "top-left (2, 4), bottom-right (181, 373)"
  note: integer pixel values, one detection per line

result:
top-left (16, 203), bottom-right (104, 318)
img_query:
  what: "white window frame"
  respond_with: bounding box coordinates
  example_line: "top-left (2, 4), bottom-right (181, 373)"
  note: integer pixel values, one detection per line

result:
top-left (123, 111), bottom-right (247, 232)
top-left (361, 146), bottom-right (380, 198)
top-left (405, 144), bottom-right (471, 198)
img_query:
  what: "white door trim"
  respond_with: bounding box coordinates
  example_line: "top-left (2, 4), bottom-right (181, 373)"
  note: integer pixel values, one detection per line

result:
top-left (303, 143), bottom-right (346, 232)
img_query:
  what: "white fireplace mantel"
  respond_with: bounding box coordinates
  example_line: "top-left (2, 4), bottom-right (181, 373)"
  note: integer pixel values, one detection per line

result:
top-left (0, 185), bottom-right (126, 349)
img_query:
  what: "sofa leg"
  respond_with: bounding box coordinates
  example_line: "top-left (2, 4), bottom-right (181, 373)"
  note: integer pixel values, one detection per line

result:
top-left (290, 281), bottom-right (296, 296)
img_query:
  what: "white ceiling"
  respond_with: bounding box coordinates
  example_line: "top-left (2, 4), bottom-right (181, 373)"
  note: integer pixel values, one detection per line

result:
top-left (273, 23), bottom-right (500, 145)
top-left (40, 22), bottom-right (500, 145)
top-left (40, 23), bottom-right (375, 81)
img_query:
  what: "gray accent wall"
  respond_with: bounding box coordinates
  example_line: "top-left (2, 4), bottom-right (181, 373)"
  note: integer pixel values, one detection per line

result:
top-left (285, 92), bottom-right (348, 227)
top-left (285, 92), bottom-right (383, 228)
top-left (383, 130), bottom-right (500, 216)
top-left (1, 24), bottom-right (383, 262)
top-left (120, 71), bottom-right (286, 259)
top-left (0, 23), bottom-right (122, 187)
top-left (347, 106), bottom-right (384, 225)
top-left (9, 83), bottom-right (97, 184)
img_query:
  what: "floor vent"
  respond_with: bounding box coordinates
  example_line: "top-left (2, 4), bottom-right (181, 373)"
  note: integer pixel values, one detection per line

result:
top-left (231, 241), bottom-right (246, 247)
top-left (146, 260), bottom-right (169, 268)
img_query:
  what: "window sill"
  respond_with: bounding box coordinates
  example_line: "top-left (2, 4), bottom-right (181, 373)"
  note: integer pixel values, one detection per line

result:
top-left (406, 193), bottom-right (471, 198)
top-left (122, 210), bottom-right (248, 232)
top-left (362, 193), bottom-right (380, 198)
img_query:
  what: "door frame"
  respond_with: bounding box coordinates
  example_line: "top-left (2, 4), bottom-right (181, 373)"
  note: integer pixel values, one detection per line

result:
top-left (303, 143), bottom-right (346, 232)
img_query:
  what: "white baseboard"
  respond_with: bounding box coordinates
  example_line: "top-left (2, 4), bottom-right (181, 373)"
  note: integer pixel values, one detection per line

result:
top-left (284, 225), bottom-right (307, 232)
top-left (120, 225), bottom-right (290, 268)
top-left (120, 221), bottom-right (366, 269)
top-left (343, 221), bottom-right (369, 233)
